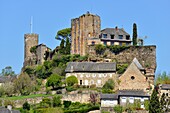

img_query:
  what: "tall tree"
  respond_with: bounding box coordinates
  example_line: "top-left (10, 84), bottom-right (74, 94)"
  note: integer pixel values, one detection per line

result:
top-left (65, 37), bottom-right (71, 54)
top-left (160, 93), bottom-right (166, 113)
top-left (59, 39), bottom-right (65, 54)
top-left (0, 66), bottom-right (15, 76)
top-left (132, 23), bottom-right (137, 46)
top-left (55, 28), bottom-right (71, 41)
top-left (46, 74), bottom-right (62, 89)
top-left (149, 88), bottom-right (161, 113)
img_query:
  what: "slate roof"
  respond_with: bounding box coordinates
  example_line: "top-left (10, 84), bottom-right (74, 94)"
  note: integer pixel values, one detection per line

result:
top-left (0, 107), bottom-right (20, 113)
top-left (118, 90), bottom-right (150, 97)
top-left (160, 84), bottom-right (170, 90)
top-left (65, 62), bottom-right (116, 72)
top-left (100, 94), bottom-right (118, 100)
top-left (101, 28), bottom-right (130, 36)
top-left (132, 58), bottom-right (145, 70)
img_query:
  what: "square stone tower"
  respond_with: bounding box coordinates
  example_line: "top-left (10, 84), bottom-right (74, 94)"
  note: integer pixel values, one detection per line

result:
top-left (71, 12), bottom-right (101, 56)
top-left (24, 33), bottom-right (39, 67)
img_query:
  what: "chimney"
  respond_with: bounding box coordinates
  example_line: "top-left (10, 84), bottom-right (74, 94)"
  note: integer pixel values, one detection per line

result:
top-left (115, 26), bottom-right (118, 31)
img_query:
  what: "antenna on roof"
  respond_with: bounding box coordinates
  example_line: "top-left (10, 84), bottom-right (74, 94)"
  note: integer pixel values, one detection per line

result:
top-left (30, 16), bottom-right (33, 33)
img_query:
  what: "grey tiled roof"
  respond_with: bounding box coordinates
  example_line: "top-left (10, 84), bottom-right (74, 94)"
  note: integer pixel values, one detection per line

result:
top-left (161, 84), bottom-right (170, 90)
top-left (65, 62), bottom-right (116, 72)
top-left (132, 58), bottom-right (145, 70)
top-left (118, 90), bottom-right (149, 97)
top-left (0, 107), bottom-right (20, 113)
top-left (101, 28), bottom-right (130, 36)
top-left (100, 94), bottom-right (118, 100)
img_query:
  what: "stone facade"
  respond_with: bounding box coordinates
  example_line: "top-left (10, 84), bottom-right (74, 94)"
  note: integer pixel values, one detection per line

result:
top-left (88, 45), bottom-right (156, 82)
top-left (36, 44), bottom-right (50, 65)
top-left (71, 12), bottom-right (101, 55)
top-left (24, 33), bottom-right (39, 67)
top-left (66, 72), bottom-right (118, 88)
top-left (119, 59), bottom-right (150, 91)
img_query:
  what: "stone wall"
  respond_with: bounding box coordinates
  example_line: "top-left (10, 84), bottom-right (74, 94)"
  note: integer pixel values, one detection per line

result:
top-left (88, 45), bottom-right (156, 75)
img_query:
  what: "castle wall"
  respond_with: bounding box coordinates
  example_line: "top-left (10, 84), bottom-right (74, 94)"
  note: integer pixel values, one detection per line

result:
top-left (71, 12), bottom-right (101, 56)
top-left (36, 44), bottom-right (47, 65)
top-left (24, 33), bottom-right (38, 67)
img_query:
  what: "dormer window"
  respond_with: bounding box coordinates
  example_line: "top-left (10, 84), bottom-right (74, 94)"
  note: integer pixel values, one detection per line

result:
top-left (103, 34), bottom-right (107, 38)
top-left (110, 34), bottom-right (114, 39)
top-left (126, 36), bottom-right (130, 40)
top-left (119, 35), bottom-right (123, 39)
top-left (92, 41), bottom-right (95, 45)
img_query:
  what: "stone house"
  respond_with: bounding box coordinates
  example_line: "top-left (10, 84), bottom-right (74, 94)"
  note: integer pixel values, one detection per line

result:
top-left (65, 62), bottom-right (118, 87)
top-left (119, 58), bottom-right (150, 91)
top-left (159, 84), bottom-right (170, 97)
top-left (100, 27), bottom-right (131, 46)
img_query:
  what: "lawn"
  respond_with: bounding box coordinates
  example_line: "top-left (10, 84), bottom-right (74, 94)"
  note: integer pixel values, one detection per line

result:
top-left (0, 94), bottom-right (54, 100)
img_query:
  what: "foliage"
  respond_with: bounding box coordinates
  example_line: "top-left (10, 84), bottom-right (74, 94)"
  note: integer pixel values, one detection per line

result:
top-left (40, 98), bottom-right (52, 108)
top-left (102, 79), bottom-right (115, 93)
top-left (33, 107), bottom-right (63, 113)
top-left (149, 88), bottom-right (161, 113)
top-left (0, 86), bottom-right (5, 97)
top-left (65, 37), bottom-right (71, 55)
top-left (160, 93), bottom-right (166, 113)
top-left (55, 28), bottom-right (71, 40)
top-left (63, 101), bottom-right (72, 108)
top-left (108, 45), bottom-right (129, 54)
top-left (117, 64), bottom-right (128, 74)
top-left (4, 99), bottom-right (15, 108)
top-left (3, 82), bottom-right (14, 97)
top-left (23, 66), bottom-right (35, 75)
top-left (66, 86), bottom-right (77, 92)
top-left (63, 102), bottom-right (99, 113)
top-left (0, 66), bottom-right (16, 76)
top-left (156, 71), bottom-right (170, 85)
top-left (89, 93), bottom-right (98, 105)
top-left (14, 73), bottom-right (36, 95)
top-left (66, 75), bottom-right (78, 87)
top-left (53, 96), bottom-right (62, 107)
top-left (95, 44), bottom-right (106, 54)
top-left (59, 39), bottom-right (65, 54)
top-left (46, 74), bottom-right (62, 89)
top-left (132, 23), bottom-right (137, 46)
top-left (23, 101), bottom-right (30, 110)
top-left (30, 46), bottom-right (37, 54)
top-left (113, 105), bottom-right (124, 113)
top-left (144, 100), bottom-right (149, 111)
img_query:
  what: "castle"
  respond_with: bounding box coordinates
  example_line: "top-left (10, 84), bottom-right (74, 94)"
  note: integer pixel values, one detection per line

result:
top-left (23, 33), bottom-right (50, 67)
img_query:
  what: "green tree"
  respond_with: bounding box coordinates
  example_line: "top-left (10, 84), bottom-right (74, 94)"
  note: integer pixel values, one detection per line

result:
top-left (59, 39), bottom-right (65, 54)
top-left (102, 79), bottom-right (115, 93)
top-left (3, 82), bottom-right (14, 97)
top-left (23, 101), bottom-right (30, 111)
top-left (132, 23), bottom-right (137, 46)
top-left (0, 66), bottom-right (15, 76)
top-left (46, 74), bottom-right (62, 89)
top-left (66, 75), bottom-right (78, 87)
top-left (53, 96), bottom-right (62, 107)
top-left (113, 105), bottom-right (123, 113)
top-left (160, 93), bottom-right (166, 113)
top-left (14, 73), bottom-right (36, 95)
top-left (95, 44), bottom-right (106, 54)
top-left (55, 28), bottom-right (71, 41)
top-left (65, 37), bottom-right (71, 55)
top-left (156, 71), bottom-right (170, 85)
top-left (149, 88), bottom-right (161, 113)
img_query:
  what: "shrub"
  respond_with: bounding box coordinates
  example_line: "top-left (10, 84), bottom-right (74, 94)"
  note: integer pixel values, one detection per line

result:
top-left (63, 101), bottom-right (72, 108)
top-left (66, 86), bottom-right (77, 92)
top-left (117, 64), bottom-right (128, 74)
top-left (108, 45), bottom-right (129, 54)
top-left (53, 96), bottom-right (62, 107)
top-left (102, 79), bottom-right (115, 93)
top-left (40, 98), bottom-right (51, 108)
top-left (23, 101), bottom-right (30, 111)
top-left (95, 44), bottom-right (106, 54)
top-left (113, 105), bottom-right (124, 113)
top-left (46, 74), bottom-right (62, 89)
top-left (66, 75), bottom-right (78, 87)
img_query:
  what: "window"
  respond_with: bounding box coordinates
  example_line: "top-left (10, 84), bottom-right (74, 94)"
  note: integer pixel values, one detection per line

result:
top-left (119, 35), bottom-right (123, 39)
top-left (97, 80), bottom-right (101, 84)
top-left (103, 34), bottom-right (107, 38)
top-left (122, 97), bottom-right (126, 103)
top-left (129, 97), bottom-right (134, 103)
top-left (119, 42), bottom-right (122, 46)
top-left (131, 76), bottom-right (135, 80)
top-left (126, 36), bottom-right (130, 40)
top-left (111, 42), bottom-right (114, 45)
top-left (110, 35), bottom-right (114, 39)
top-left (104, 41), bottom-right (107, 46)
top-left (92, 41), bottom-right (95, 45)
top-left (80, 80), bottom-right (82, 85)
top-left (85, 80), bottom-right (88, 85)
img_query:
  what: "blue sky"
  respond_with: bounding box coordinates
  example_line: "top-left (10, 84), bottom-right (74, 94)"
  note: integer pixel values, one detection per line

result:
top-left (0, 0), bottom-right (170, 74)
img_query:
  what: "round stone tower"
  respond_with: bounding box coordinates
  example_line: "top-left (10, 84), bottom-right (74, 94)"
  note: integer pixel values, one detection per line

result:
top-left (24, 33), bottom-right (39, 67)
